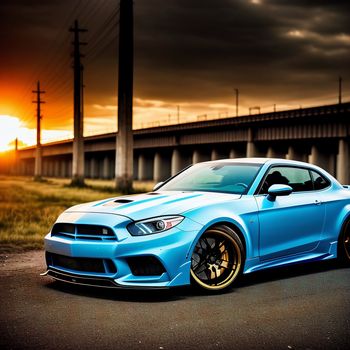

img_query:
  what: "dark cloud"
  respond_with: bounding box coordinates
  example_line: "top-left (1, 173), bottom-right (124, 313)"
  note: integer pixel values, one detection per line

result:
top-left (0, 0), bottom-right (349, 129)
top-left (132, 0), bottom-right (350, 103)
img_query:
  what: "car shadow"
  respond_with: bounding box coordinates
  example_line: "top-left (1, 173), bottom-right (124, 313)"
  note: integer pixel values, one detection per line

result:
top-left (44, 260), bottom-right (348, 302)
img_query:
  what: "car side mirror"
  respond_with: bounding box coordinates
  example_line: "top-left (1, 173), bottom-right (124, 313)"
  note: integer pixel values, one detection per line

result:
top-left (153, 181), bottom-right (164, 191)
top-left (267, 184), bottom-right (293, 201)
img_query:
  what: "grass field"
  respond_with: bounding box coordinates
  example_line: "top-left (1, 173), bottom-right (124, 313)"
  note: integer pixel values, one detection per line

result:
top-left (0, 176), bottom-right (154, 253)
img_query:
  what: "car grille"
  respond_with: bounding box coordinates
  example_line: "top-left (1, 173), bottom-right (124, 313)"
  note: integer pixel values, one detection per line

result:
top-left (46, 252), bottom-right (117, 274)
top-left (51, 223), bottom-right (116, 241)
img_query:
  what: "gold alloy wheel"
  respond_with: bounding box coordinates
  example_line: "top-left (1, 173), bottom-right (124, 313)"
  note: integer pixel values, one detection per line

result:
top-left (190, 228), bottom-right (242, 291)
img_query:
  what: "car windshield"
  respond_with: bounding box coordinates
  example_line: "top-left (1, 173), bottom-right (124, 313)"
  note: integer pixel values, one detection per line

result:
top-left (160, 162), bottom-right (262, 194)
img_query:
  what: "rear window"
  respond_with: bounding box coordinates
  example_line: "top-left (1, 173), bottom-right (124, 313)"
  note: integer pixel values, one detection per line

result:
top-left (310, 170), bottom-right (330, 190)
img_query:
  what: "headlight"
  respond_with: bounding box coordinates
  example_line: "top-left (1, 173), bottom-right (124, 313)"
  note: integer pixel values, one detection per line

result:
top-left (127, 216), bottom-right (184, 236)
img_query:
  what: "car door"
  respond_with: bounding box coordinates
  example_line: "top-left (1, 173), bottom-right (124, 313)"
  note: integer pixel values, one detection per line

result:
top-left (254, 166), bottom-right (325, 261)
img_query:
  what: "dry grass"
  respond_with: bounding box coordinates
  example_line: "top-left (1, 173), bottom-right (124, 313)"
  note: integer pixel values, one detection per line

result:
top-left (0, 176), bottom-right (154, 253)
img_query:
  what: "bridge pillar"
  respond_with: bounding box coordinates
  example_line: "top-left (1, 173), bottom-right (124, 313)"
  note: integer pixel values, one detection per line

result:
top-left (266, 146), bottom-right (276, 158)
top-left (153, 153), bottom-right (162, 182)
top-left (192, 150), bottom-right (210, 164)
top-left (337, 139), bottom-right (350, 184)
top-left (309, 145), bottom-right (333, 173)
top-left (138, 154), bottom-right (146, 180)
top-left (229, 149), bottom-right (239, 159)
top-left (103, 156), bottom-right (110, 179)
top-left (246, 128), bottom-right (257, 157)
top-left (246, 142), bottom-right (257, 157)
top-left (266, 146), bottom-right (286, 159)
top-left (171, 149), bottom-right (183, 176)
top-left (153, 152), bottom-right (171, 181)
top-left (192, 150), bottom-right (200, 164)
top-left (211, 149), bottom-right (227, 161)
top-left (286, 146), bottom-right (308, 162)
top-left (90, 158), bottom-right (98, 179)
top-left (138, 154), bottom-right (153, 180)
top-left (231, 147), bottom-right (248, 159)
top-left (211, 149), bottom-right (219, 161)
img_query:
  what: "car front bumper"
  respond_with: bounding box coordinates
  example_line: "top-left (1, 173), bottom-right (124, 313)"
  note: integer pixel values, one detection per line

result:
top-left (43, 212), bottom-right (202, 288)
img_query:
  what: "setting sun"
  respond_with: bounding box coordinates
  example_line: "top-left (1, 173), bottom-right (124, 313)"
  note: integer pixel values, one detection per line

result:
top-left (0, 115), bottom-right (73, 152)
top-left (0, 114), bottom-right (40, 151)
top-left (0, 115), bottom-right (21, 151)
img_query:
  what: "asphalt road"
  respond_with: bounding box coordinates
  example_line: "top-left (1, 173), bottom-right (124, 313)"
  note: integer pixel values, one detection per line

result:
top-left (0, 251), bottom-right (349, 350)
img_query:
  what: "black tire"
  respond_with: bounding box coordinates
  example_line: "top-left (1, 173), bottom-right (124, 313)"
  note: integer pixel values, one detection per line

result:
top-left (190, 225), bottom-right (245, 292)
top-left (338, 219), bottom-right (350, 265)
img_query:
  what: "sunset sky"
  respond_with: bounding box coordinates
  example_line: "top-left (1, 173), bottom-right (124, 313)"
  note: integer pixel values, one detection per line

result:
top-left (0, 0), bottom-right (349, 149)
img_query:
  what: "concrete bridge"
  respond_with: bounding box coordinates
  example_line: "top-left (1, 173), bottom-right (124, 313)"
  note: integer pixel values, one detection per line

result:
top-left (13, 102), bottom-right (350, 184)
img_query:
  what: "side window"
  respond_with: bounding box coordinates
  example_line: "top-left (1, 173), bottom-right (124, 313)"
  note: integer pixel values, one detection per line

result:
top-left (260, 166), bottom-right (313, 194)
top-left (310, 170), bottom-right (330, 190)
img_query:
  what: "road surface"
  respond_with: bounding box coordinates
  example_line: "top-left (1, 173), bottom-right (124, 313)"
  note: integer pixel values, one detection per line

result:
top-left (0, 251), bottom-right (349, 349)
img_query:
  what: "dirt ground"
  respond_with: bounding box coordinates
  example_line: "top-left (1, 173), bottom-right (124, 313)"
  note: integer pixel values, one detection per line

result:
top-left (1, 251), bottom-right (350, 350)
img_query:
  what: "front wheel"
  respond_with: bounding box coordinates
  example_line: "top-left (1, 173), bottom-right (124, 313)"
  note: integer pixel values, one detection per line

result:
top-left (190, 225), bottom-right (244, 292)
top-left (338, 220), bottom-right (350, 264)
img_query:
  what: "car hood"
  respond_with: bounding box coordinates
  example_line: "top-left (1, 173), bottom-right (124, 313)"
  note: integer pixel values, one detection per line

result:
top-left (66, 191), bottom-right (241, 221)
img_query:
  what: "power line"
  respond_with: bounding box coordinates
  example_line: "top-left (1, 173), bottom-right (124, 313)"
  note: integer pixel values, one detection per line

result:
top-left (16, 1), bottom-right (121, 136)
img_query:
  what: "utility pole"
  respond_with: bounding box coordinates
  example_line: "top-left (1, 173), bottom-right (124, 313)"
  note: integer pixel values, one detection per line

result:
top-left (177, 105), bottom-right (180, 123)
top-left (339, 76), bottom-right (342, 104)
top-left (69, 20), bottom-right (87, 186)
top-left (273, 104), bottom-right (276, 112)
top-left (32, 81), bottom-right (45, 180)
top-left (81, 66), bottom-right (85, 121)
top-left (116, 0), bottom-right (134, 193)
top-left (234, 88), bottom-right (239, 117)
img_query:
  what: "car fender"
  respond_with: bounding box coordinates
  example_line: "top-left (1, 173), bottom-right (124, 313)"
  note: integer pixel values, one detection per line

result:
top-left (184, 201), bottom-right (259, 261)
top-left (337, 203), bottom-right (350, 238)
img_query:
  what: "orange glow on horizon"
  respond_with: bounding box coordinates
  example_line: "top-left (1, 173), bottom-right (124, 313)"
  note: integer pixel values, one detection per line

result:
top-left (0, 115), bottom-right (21, 151)
top-left (0, 115), bottom-right (74, 151)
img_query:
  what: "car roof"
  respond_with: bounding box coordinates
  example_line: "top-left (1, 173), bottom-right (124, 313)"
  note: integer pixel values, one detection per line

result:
top-left (212, 157), bottom-right (268, 164)
top-left (205, 157), bottom-right (314, 168)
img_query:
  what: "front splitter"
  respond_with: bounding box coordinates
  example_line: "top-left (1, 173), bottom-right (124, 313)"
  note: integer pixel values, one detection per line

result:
top-left (41, 269), bottom-right (169, 290)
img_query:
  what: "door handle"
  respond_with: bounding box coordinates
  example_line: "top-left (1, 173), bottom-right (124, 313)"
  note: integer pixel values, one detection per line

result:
top-left (314, 200), bottom-right (322, 205)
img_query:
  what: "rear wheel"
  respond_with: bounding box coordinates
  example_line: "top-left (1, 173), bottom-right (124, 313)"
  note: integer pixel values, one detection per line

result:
top-left (190, 225), bottom-right (244, 291)
top-left (338, 219), bottom-right (350, 264)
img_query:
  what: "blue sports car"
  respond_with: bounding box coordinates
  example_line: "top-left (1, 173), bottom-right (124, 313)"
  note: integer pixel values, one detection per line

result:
top-left (43, 158), bottom-right (350, 292)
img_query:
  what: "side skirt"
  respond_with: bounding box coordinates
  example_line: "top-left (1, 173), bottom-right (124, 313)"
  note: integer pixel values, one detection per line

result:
top-left (243, 240), bottom-right (338, 274)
